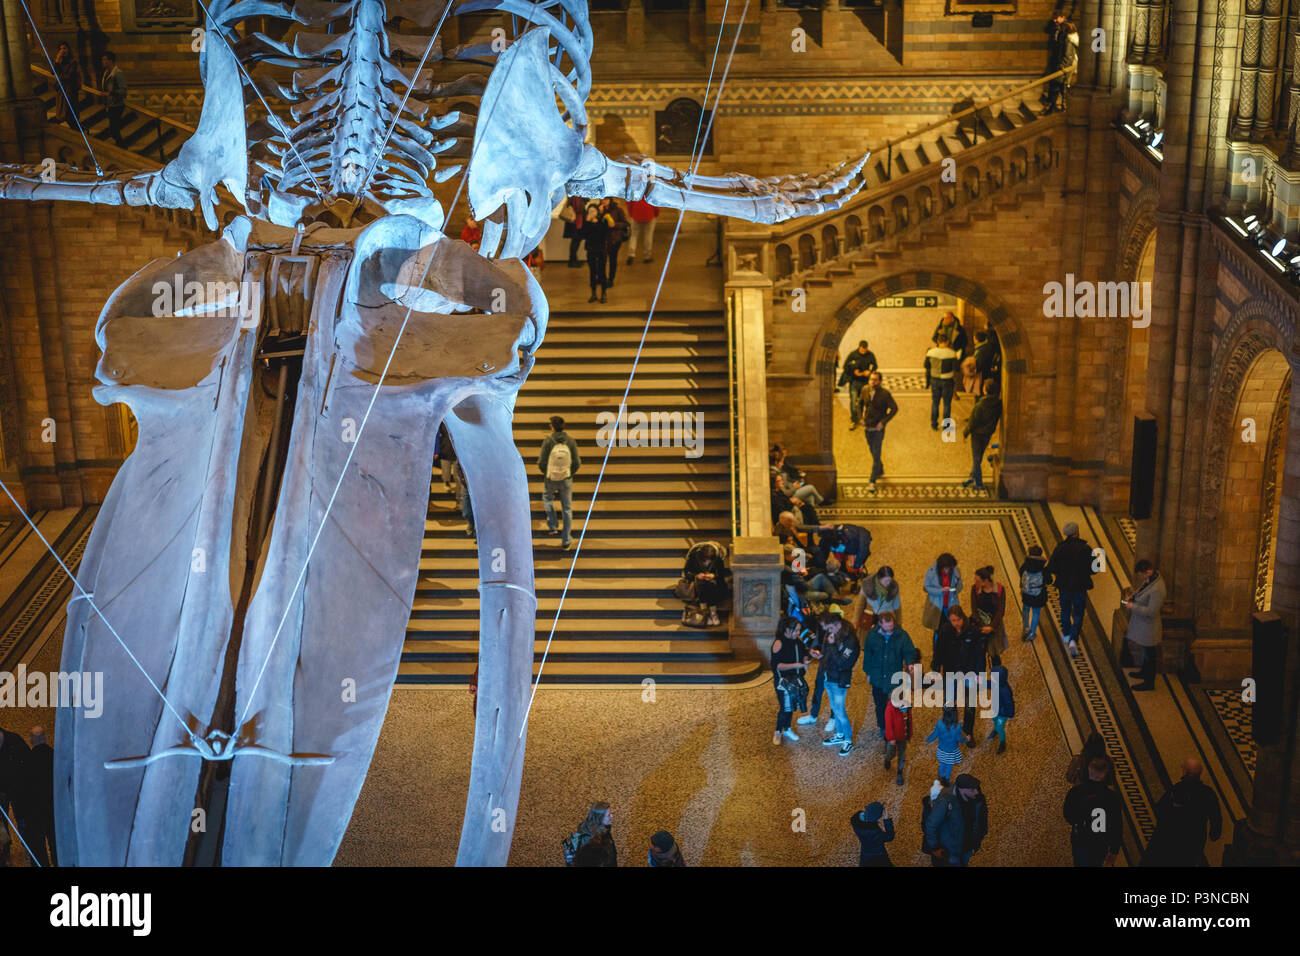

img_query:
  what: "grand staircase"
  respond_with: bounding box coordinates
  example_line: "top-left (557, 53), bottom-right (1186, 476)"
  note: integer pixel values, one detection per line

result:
top-left (397, 310), bottom-right (766, 685)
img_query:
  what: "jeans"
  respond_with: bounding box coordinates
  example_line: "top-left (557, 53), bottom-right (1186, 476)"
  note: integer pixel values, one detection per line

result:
top-left (1022, 604), bottom-right (1042, 640)
top-left (865, 426), bottom-right (885, 481)
top-left (1059, 590), bottom-right (1087, 641)
top-left (991, 715), bottom-right (1007, 743)
top-left (792, 483), bottom-right (824, 507)
top-left (969, 430), bottom-right (993, 488)
top-left (930, 378), bottom-right (955, 427)
top-left (807, 572), bottom-right (837, 596)
top-left (810, 664), bottom-right (827, 718)
top-left (870, 684), bottom-right (890, 732)
top-left (849, 381), bottom-right (866, 424)
top-left (543, 477), bottom-right (573, 543)
top-left (826, 679), bottom-right (851, 741)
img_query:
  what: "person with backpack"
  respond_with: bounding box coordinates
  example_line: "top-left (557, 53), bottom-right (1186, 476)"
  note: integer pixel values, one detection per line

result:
top-left (985, 654), bottom-right (1014, 754)
top-left (1018, 545), bottom-right (1051, 641)
top-left (563, 802), bottom-right (618, 866)
top-left (850, 801), bottom-right (895, 866)
top-left (817, 613), bottom-right (860, 756)
top-left (539, 415), bottom-right (581, 549)
top-left (924, 332), bottom-right (960, 432)
top-left (1063, 756), bottom-right (1123, 866)
top-left (924, 774), bottom-right (989, 866)
top-left (1045, 522), bottom-right (1096, 658)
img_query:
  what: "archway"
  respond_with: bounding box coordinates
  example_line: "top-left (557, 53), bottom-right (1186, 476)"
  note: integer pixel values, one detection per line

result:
top-left (1204, 349), bottom-right (1292, 636)
top-left (812, 271), bottom-right (1029, 497)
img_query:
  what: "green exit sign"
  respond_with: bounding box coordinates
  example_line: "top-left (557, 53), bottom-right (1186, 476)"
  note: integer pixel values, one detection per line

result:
top-left (874, 295), bottom-right (939, 308)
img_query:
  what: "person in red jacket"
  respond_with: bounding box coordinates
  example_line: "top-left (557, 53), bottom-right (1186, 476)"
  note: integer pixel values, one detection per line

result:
top-left (626, 197), bottom-right (660, 264)
top-left (884, 695), bottom-right (913, 786)
top-left (459, 216), bottom-right (482, 252)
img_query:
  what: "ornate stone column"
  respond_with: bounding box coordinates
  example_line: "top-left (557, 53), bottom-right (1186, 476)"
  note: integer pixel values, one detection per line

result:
top-left (1235, 0), bottom-right (1286, 139)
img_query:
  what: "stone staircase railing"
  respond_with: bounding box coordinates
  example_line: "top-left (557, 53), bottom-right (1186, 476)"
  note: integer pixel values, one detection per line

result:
top-left (724, 69), bottom-right (1070, 300)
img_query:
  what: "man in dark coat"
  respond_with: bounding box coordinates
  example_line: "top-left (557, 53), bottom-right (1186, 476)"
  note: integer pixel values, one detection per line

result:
top-left (0, 727), bottom-right (31, 866)
top-left (1141, 759), bottom-right (1223, 866)
top-left (839, 340), bottom-right (879, 429)
top-left (1063, 756), bottom-right (1123, 866)
top-left (860, 371), bottom-right (899, 492)
top-left (925, 774), bottom-right (989, 866)
top-left (850, 801), bottom-right (895, 866)
top-left (1046, 521), bottom-right (1096, 657)
top-left (963, 379), bottom-right (1003, 491)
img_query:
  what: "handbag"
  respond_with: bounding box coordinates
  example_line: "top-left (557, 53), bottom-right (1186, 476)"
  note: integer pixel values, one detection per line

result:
top-left (922, 599), bottom-right (941, 631)
top-left (674, 576), bottom-right (696, 601)
top-left (559, 202), bottom-right (576, 222)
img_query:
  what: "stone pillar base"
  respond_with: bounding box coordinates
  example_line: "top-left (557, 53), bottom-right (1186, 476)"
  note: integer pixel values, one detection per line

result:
top-left (729, 536), bottom-right (783, 662)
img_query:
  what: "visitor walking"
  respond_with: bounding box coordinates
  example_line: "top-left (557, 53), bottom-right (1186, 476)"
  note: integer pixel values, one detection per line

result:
top-left (861, 609), bottom-right (915, 739)
top-left (563, 802), bottom-right (618, 866)
top-left (922, 552), bottom-right (962, 658)
top-left (860, 371), bottom-right (898, 493)
top-left (1141, 759), bottom-right (1223, 866)
top-left (935, 606), bottom-right (985, 743)
top-left (850, 801), bottom-right (895, 866)
top-left (539, 415), bottom-right (581, 549)
top-left (925, 705), bottom-right (965, 785)
top-left (985, 654), bottom-right (1014, 754)
top-left (970, 565), bottom-right (1008, 655)
top-left (883, 692), bottom-right (914, 785)
top-left (924, 774), bottom-right (988, 866)
top-left (1067, 731), bottom-right (1115, 787)
top-left (626, 197), bottom-right (660, 263)
top-left (1046, 521), bottom-right (1095, 657)
top-left (771, 616), bottom-right (812, 745)
top-left (924, 333), bottom-right (959, 431)
top-left (818, 613), bottom-right (860, 756)
top-left (840, 340), bottom-right (879, 429)
top-left (932, 311), bottom-right (968, 354)
top-left (1122, 558), bottom-right (1166, 691)
top-left (963, 379), bottom-right (1002, 491)
top-left (53, 43), bottom-right (82, 127)
top-left (99, 52), bottom-right (128, 146)
top-left (1063, 756), bottom-right (1123, 866)
top-left (24, 726), bottom-right (55, 867)
top-left (1018, 544), bottom-right (1051, 641)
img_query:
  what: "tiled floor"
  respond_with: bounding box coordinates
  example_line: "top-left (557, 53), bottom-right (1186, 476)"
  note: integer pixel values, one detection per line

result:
top-left (1204, 688), bottom-right (1256, 779)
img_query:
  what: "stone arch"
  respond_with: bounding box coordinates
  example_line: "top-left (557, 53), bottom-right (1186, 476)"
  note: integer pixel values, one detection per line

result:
top-left (1009, 146), bottom-right (1028, 183)
top-left (821, 224), bottom-right (839, 260)
top-left (797, 233), bottom-right (817, 270)
top-left (890, 194), bottom-right (909, 231)
top-left (915, 185), bottom-right (933, 220)
top-left (987, 155), bottom-right (1005, 191)
top-left (1195, 308), bottom-right (1299, 633)
top-left (844, 215), bottom-right (862, 250)
top-left (809, 270), bottom-right (1032, 457)
top-left (775, 243), bottom-right (793, 278)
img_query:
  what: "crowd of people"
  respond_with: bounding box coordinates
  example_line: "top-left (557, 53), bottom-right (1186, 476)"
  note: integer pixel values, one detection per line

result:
top-left (560, 195), bottom-right (660, 302)
top-left (833, 310), bottom-right (1005, 494)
